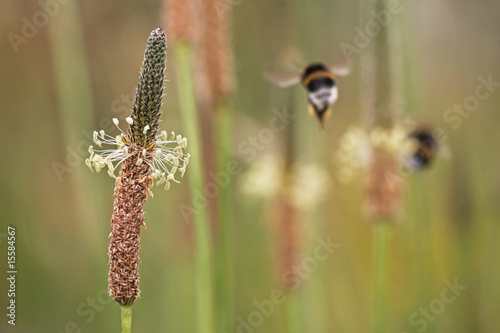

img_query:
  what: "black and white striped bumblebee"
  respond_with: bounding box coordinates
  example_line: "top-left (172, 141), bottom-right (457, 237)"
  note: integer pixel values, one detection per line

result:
top-left (265, 61), bottom-right (350, 128)
top-left (404, 127), bottom-right (439, 171)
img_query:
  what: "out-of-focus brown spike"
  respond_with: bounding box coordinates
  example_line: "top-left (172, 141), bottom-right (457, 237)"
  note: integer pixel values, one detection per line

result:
top-left (195, 0), bottom-right (235, 106)
top-left (163, 0), bottom-right (197, 43)
top-left (365, 149), bottom-right (404, 220)
top-left (269, 188), bottom-right (302, 290)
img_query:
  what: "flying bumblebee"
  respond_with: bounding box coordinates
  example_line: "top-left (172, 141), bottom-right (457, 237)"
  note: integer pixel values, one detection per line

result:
top-left (265, 61), bottom-right (350, 128)
top-left (404, 127), bottom-right (439, 171)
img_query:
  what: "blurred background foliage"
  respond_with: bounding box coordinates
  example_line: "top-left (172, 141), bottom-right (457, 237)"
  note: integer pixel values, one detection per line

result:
top-left (1, 0), bottom-right (500, 332)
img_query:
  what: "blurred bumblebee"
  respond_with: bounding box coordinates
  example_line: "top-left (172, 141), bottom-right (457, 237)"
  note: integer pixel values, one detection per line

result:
top-left (403, 127), bottom-right (439, 171)
top-left (265, 61), bottom-right (350, 129)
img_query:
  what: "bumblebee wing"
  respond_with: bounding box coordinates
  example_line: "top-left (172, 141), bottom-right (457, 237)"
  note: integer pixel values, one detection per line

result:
top-left (264, 69), bottom-right (301, 88)
top-left (329, 59), bottom-right (351, 77)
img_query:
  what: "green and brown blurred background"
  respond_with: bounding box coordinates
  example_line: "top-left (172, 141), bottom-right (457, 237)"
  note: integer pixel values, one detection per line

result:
top-left (1, 0), bottom-right (500, 332)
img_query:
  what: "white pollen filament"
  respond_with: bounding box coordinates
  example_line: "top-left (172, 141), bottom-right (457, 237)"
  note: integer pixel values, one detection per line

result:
top-left (85, 123), bottom-right (190, 191)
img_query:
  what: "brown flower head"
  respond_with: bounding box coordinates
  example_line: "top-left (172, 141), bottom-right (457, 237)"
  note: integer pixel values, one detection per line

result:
top-left (86, 27), bottom-right (189, 305)
top-left (195, 0), bottom-right (235, 105)
top-left (365, 149), bottom-right (404, 220)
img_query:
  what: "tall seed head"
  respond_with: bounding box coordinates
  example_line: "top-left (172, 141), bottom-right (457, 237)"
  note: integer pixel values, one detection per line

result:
top-left (86, 27), bottom-right (189, 305)
top-left (108, 27), bottom-right (167, 306)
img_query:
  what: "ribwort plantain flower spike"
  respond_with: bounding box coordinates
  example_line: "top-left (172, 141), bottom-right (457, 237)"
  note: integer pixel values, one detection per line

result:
top-left (85, 27), bottom-right (189, 306)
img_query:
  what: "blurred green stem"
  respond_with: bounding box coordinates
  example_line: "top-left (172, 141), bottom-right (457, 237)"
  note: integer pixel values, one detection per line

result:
top-left (47, 0), bottom-right (102, 256)
top-left (413, 177), bottom-right (434, 327)
top-left (216, 99), bottom-right (234, 333)
top-left (173, 41), bottom-right (215, 333)
top-left (285, 291), bottom-right (302, 333)
top-left (121, 306), bottom-right (132, 333)
top-left (373, 222), bottom-right (389, 333)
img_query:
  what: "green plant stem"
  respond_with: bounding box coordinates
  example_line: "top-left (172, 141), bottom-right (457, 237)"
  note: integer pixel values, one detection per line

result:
top-left (47, 0), bottom-right (102, 256)
top-left (373, 222), bottom-right (389, 333)
top-left (413, 177), bottom-right (433, 311)
top-left (215, 99), bottom-right (233, 333)
top-left (121, 305), bottom-right (132, 333)
top-left (173, 41), bottom-right (215, 333)
top-left (285, 291), bottom-right (302, 333)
